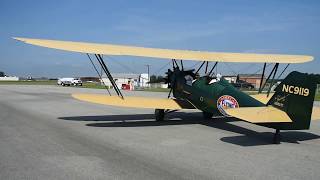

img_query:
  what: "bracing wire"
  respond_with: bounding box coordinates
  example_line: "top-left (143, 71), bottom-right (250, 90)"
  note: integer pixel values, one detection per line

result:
top-left (152, 61), bottom-right (171, 75)
top-left (86, 53), bottom-right (111, 96)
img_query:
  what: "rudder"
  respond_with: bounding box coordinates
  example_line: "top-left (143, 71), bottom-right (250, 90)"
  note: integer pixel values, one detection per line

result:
top-left (267, 71), bottom-right (317, 130)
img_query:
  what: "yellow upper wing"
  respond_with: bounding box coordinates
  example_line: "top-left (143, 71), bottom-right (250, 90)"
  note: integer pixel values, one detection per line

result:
top-left (225, 106), bottom-right (292, 123)
top-left (14, 37), bottom-right (313, 63)
top-left (72, 94), bottom-right (195, 110)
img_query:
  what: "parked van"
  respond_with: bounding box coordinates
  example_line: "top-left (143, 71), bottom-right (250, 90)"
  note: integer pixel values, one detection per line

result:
top-left (57, 78), bottom-right (82, 86)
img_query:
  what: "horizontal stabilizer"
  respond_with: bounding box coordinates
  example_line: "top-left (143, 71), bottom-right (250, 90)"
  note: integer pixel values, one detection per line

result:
top-left (72, 94), bottom-right (195, 110)
top-left (225, 106), bottom-right (292, 123)
top-left (14, 37), bottom-right (313, 63)
top-left (250, 93), bottom-right (273, 104)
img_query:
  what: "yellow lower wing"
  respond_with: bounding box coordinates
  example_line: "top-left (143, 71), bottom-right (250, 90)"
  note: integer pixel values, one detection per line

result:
top-left (225, 106), bottom-right (292, 123)
top-left (72, 94), bottom-right (195, 110)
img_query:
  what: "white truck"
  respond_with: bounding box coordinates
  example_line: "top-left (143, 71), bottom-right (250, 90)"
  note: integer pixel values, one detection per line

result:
top-left (57, 78), bottom-right (82, 86)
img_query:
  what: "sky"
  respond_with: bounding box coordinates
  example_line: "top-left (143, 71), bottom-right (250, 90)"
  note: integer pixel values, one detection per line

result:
top-left (0, 0), bottom-right (319, 78)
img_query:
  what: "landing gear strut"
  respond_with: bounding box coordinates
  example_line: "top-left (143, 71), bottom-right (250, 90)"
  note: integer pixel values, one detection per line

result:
top-left (155, 109), bottom-right (165, 121)
top-left (273, 129), bottom-right (281, 144)
top-left (202, 112), bottom-right (213, 119)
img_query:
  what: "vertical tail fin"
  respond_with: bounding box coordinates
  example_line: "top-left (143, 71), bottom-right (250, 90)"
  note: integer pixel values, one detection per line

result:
top-left (267, 71), bottom-right (317, 130)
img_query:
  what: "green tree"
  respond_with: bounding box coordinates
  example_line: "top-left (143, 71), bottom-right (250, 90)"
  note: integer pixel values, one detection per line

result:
top-left (157, 76), bottom-right (165, 83)
top-left (149, 75), bottom-right (157, 83)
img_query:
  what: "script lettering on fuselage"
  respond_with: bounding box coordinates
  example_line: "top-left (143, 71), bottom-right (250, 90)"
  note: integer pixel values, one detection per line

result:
top-left (282, 84), bottom-right (309, 96)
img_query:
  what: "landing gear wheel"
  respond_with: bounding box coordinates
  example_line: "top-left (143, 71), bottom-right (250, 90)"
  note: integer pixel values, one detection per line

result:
top-left (155, 109), bottom-right (165, 121)
top-left (203, 112), bottom-right (213, 119)
top-left (273, 129), bottom-right (281, 144)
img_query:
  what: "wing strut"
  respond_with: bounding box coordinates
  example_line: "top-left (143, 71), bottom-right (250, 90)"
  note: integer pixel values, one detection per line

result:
top-left (194, 61), bottom-right (218, 77)
top-left (258, 63), bottom-right (267, 93)
top-left (266, 63), bottom-right (279, 97)
top-left (86, 54), bottom-right (124, 99)
top-left (276, 63), bottom-right (290, 80)
top-left (86, 54), bottom-right (111, 96)
top-left (195, 61), bottom-right (206, 74)
top-left (95, 54), bottom-right (124, 99)
top-left (205, 61), bottom-right (209, 74)
top-left (208, 62), bottom-right (218, 76)
top-left (259, 63), bottom-right (279, 97)
top-left (258, 63), bottom-right (290, 96)
top-left (180, 60), bottom-right (184, 70)
top-left (172, 59), bottom-right (179, 69)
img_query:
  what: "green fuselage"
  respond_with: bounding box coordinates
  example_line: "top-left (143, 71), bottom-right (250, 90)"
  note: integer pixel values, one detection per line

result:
top-left (170, 69), bottom-right (316, 130)
top-left (172, 70), bottom-right (264, 116)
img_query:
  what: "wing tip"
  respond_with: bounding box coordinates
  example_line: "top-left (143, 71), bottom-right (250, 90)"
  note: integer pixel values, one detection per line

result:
top-left (306, 55), bottom-right (314, 62)
top-left (12, 37), bottom-right (28, 42)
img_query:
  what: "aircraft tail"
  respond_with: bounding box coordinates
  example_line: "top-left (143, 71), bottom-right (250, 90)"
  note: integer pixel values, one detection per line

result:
top-left (267, 71), bottom-right (317, 130)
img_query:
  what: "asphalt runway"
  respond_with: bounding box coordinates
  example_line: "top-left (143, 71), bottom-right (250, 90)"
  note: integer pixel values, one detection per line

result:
top-left (1, 85), bottom-right (320, 180)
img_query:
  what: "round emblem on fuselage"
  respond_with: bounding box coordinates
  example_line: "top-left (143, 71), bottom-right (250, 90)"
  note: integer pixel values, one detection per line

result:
top-left (217, 95), bottom-right (239, 116)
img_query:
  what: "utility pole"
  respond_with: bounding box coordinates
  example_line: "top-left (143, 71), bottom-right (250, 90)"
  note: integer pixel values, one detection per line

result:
top-left (145, 64), bottom-right (150, 88)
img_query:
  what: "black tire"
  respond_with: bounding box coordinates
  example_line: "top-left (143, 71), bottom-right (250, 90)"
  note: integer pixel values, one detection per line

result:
top-left (203, 111), bottom-right (213, 119)
top-left (155, 109), bottom-right (165, 121)
top-left (61, 83), bottom-right (65, 86)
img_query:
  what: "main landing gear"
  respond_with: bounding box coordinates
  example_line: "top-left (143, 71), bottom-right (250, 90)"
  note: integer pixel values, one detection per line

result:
top-left (155, 109), bottom-right (165, 121)
top-left (273, 129), bottom-right (281, 144)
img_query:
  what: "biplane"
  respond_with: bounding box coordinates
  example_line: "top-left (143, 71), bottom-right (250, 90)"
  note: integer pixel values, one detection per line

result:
top-left (14, 37), bottom-right (320, 143)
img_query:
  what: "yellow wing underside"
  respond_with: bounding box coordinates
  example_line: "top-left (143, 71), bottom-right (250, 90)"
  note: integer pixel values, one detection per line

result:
top-left (14, 37), bottom-right (313, 63)
top-left (72, 94), bottom-right (195, 110)
top-left (225, 106), bottom-right (292, 123)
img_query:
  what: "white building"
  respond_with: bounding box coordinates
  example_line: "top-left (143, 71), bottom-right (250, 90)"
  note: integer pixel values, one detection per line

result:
top-left (101, 73), bottom-right (149, 89)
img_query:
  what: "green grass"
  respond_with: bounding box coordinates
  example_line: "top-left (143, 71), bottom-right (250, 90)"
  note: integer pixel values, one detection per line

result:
top-left (0, 80), bottom-right (57, 85)
top-left (78, 82), bottom-right (106, 89)
top-left (315, 93), bottom-right (320, 101)
top-left (137, 87), bottom-right (170, 92)
top-left (0, 80), bottom-right (106, 89)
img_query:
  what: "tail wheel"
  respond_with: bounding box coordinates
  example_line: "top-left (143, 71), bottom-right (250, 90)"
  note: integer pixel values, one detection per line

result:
top-left (155, 109), bottom-right (165, 121)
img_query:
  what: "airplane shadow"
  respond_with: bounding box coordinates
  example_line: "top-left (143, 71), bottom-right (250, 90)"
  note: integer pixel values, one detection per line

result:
top-left (59, 112), bottom-right (320, 146)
